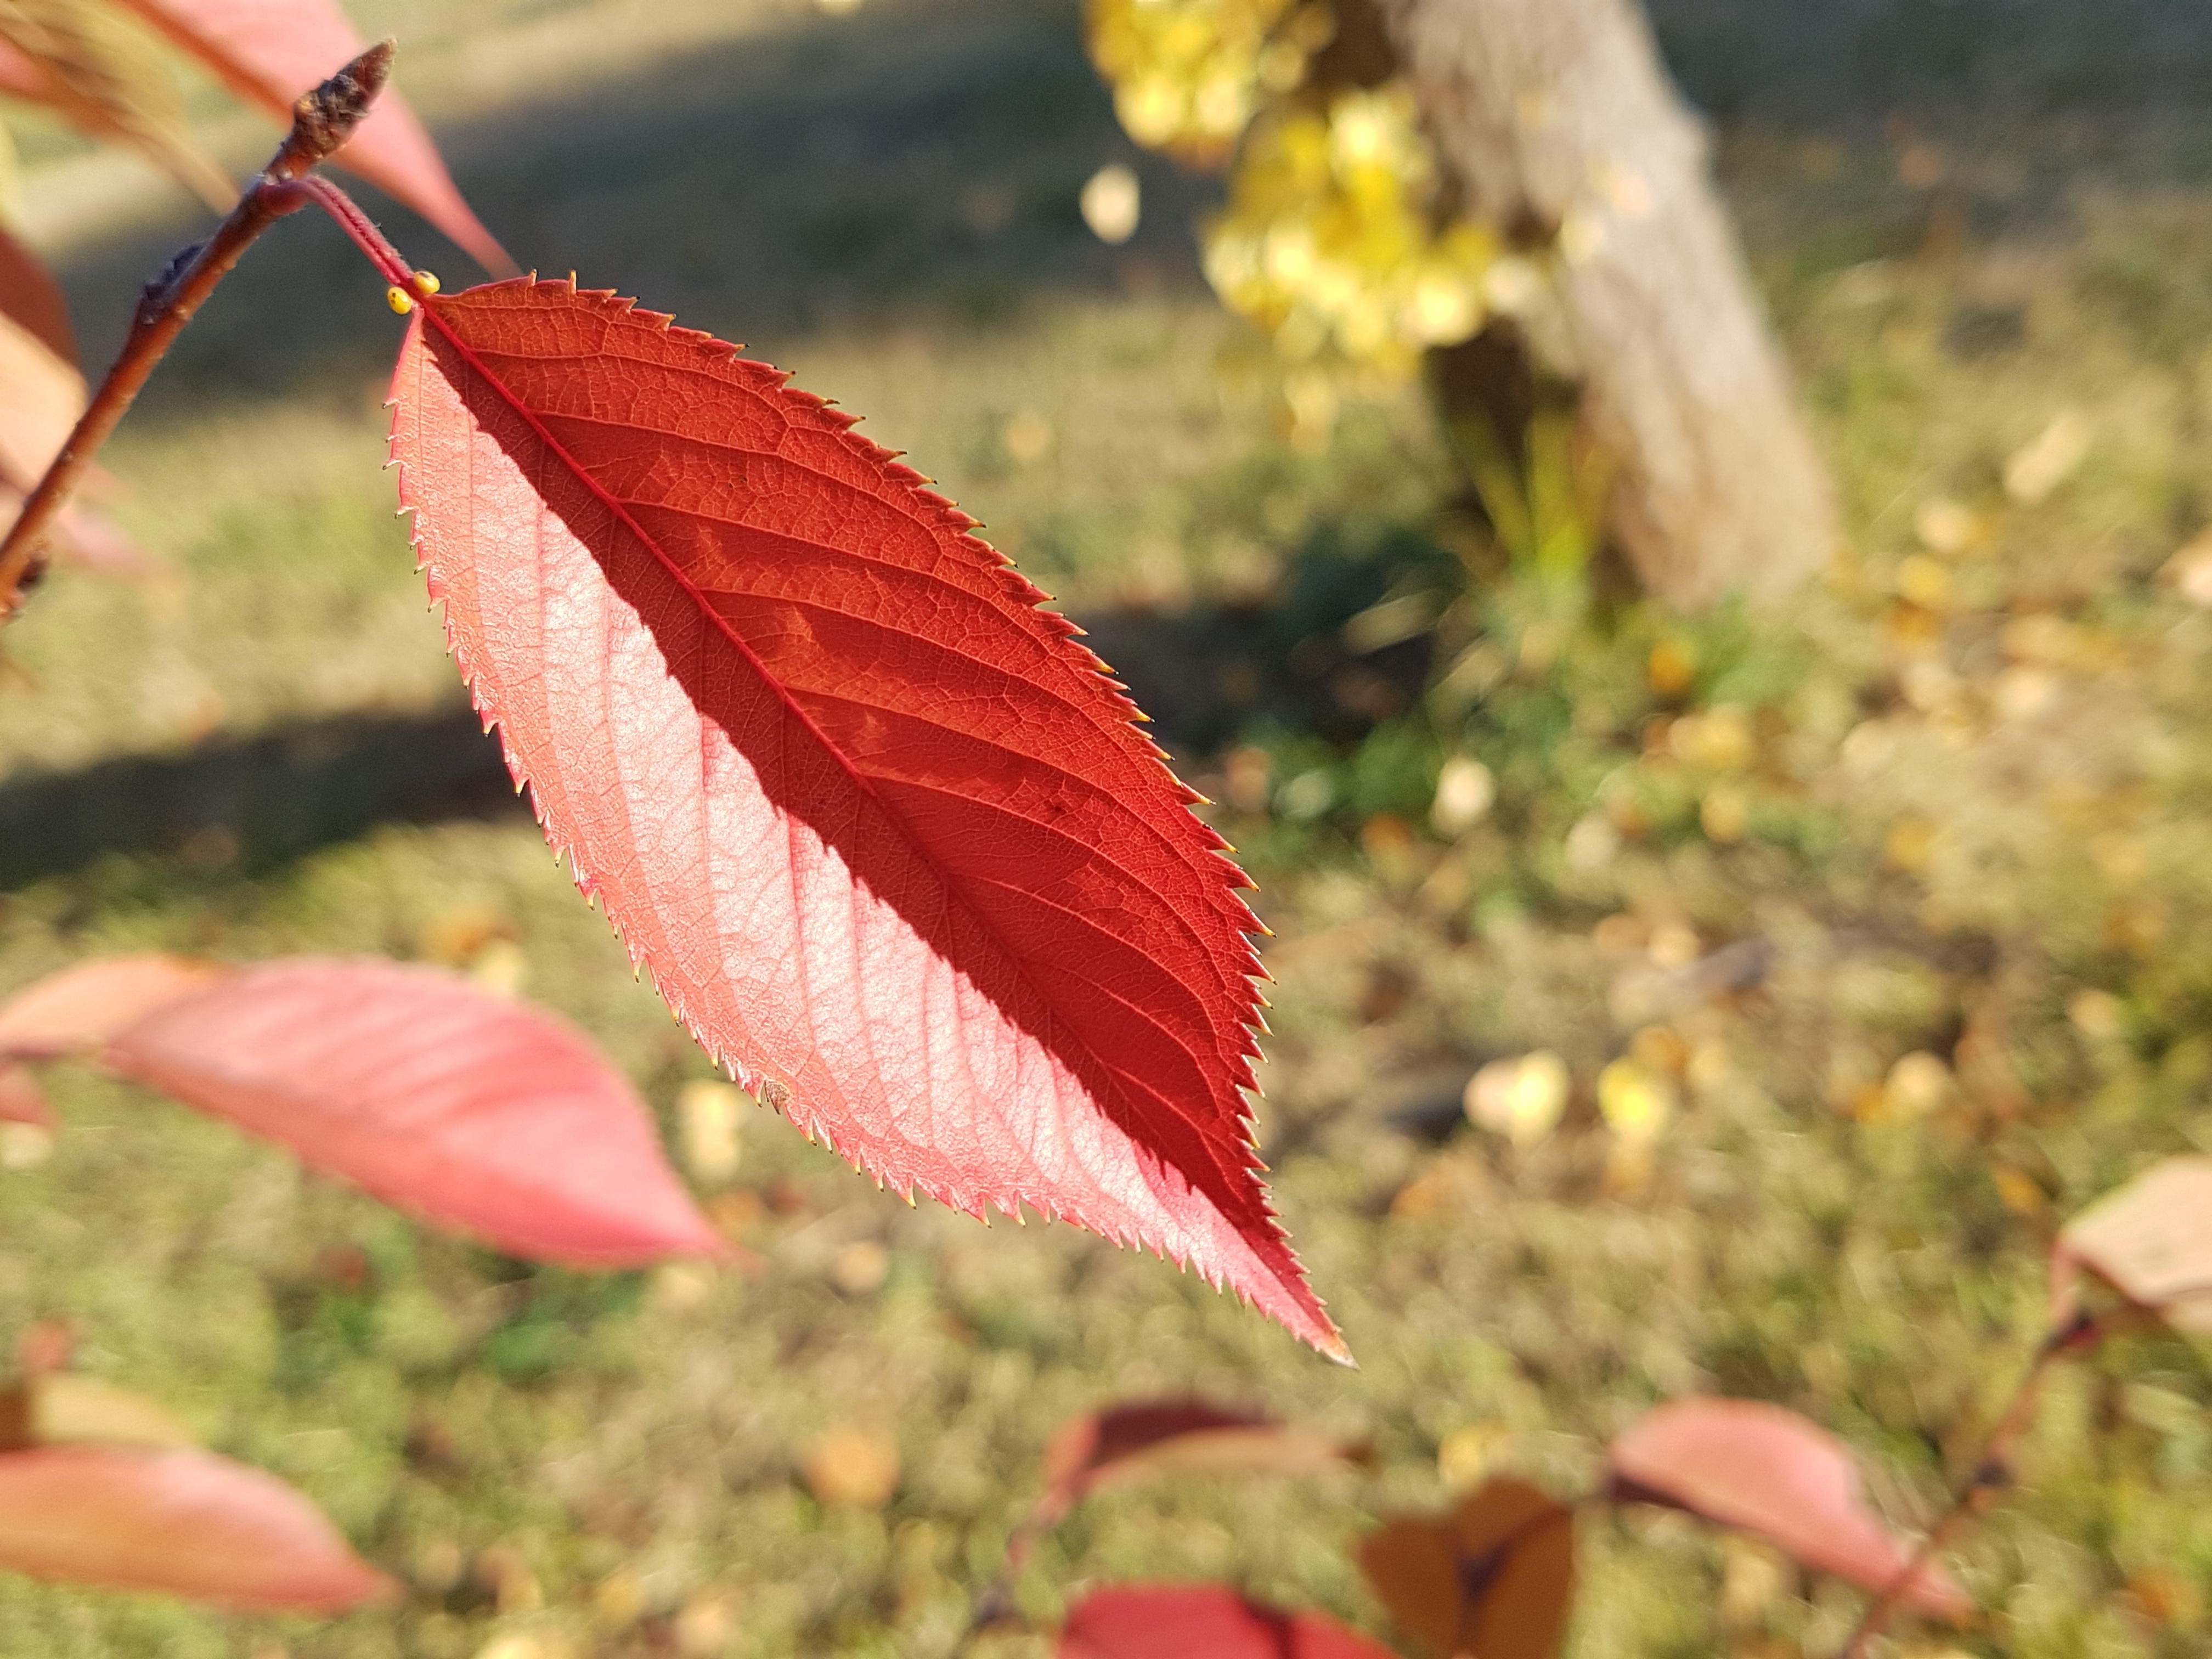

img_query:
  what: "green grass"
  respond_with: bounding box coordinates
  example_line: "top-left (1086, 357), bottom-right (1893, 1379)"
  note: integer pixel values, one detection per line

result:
top-left (9, 1), bottom-right (2212, 1656)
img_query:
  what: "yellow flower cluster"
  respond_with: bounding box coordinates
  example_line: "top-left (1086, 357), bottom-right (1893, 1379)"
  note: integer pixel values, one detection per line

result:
top-left (1202, 88), bottom-right (1497, 383)
top-left (1085, 0), bottom-right (1313, 166)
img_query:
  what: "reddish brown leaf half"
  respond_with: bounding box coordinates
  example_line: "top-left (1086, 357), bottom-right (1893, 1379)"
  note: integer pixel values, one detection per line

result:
top-left (387, 276), bottom-right (1342, 1356)
top-left (1608, 1399), bottom-right (1970, 1619)
top-left (92, 957), bottom-right (723, 1267)
top-left (1060, 1585), bottom-right (1396, 1659)
top-left (2053, 1156), bottom-right (2212, 1334)
top-left (111, 0), bottom-right (510, 273)
top-left (1039, 1398), bottom-right (1357, 1522)
top-left (0, 953), bottom-right (221, 1060)
top-left (0, 1445), bottom-right (389, 1608)
top-left (1358, 1477), bottom-right (1575, 1659)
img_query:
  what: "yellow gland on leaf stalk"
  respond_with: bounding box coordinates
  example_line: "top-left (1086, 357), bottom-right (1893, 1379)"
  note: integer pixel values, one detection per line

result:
top-left (384, 270), bottom-right (441, 315)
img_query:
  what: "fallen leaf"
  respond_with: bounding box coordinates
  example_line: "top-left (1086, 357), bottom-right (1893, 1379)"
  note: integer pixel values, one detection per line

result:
top-left (1358, 1477), bottom-right (1575, 1659)
top-left (2053, 1156), bottom-right (2212, 1334)
top-left (1060, 1584), bottom-right (1396, 1658)
top-left (2002, 410), bottom-right (2089, 505)
top-left (1463, 1051), bottom-right (1568, 1150)
top-left (112, 0), bottom-right (511, 273)
top-left (0, 1444), bottom-right (391, 1607)
top-left (676, 1079), bottom-right (744, 1184)
top-left (388, 276), bottom-right (1339, 1356)
top-left (1608, 1398), bottom-right (1968, 1618)
top-left (800, 1425), bottom-right (899, 1509)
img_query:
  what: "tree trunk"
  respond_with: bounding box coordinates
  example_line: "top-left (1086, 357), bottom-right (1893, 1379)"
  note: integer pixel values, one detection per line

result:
top-left (1375, 0), bottom-right (1837, 609)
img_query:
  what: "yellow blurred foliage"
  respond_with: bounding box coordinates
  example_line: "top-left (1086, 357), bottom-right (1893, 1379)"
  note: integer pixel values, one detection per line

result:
top-left (1086, 0), bottom-right (1510, 440)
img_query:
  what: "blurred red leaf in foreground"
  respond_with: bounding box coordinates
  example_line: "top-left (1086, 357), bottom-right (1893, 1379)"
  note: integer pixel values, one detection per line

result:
top-left (0, 955), bottom-right (721, 1267)
top-left (0, 223), bottom-right (75, 365)
top-left (0, 1445), bottom-right (390, 1608)
top-left (1608, 1398), bottom-right (1969, 1618)
top-left (2052, 1155), bottom-right (2212, 1334)
top-left (0, 1065), bottom-right (54, 1129)
top-left (1358, 1477), bottom-right (1574, 1659)
top-left (0, 954), bottom-right (220, 1058)
top-left (0, 313), bottom-right (151, 575)
top-left (387, 276), bottom-right (1339, 1356)
top-left (1060, 1585), bottom-right (1396, 1659)
top-left (112, 0), bottom-right (510, 273)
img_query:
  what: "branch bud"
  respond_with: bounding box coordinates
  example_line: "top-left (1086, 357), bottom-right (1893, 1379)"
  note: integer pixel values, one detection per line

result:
top-left (272, 41), bottom-right (396, 179)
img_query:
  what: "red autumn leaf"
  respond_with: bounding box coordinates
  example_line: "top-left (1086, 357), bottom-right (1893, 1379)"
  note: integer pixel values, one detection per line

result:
top-left (111, 0), bottom-right (510, 274)
top-left (91, 957), bottom-right (724, 1266)
top-left (1039, 1398), bottom-right (1357, 1523)
top-left (0, 1444), bottom-right (390, 1608)
top-left (0, 953), bottom-right (222, 1059)
top-left (1060, 1585), bottom-right (1396, 1659)
top-left (2052, 1155), bottom-right (2212, 1334)
top-left (0, 223), bottom-right (74, 365)
top-left (386, 276), bottom-right (1341, 1356)
top-left (1608, 1398), bottom-right (1970, 1619)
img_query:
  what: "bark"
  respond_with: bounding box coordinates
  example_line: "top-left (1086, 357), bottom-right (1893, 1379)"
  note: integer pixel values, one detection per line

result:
top-left (1374, 0), bottom-right (1838, 608)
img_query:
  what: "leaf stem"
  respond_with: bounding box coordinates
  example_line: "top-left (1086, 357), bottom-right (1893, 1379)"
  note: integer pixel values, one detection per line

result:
top-left (0, 41), bottom-right (403, 617)
top-left (1836, 1311), bottom-right (2102, 1659)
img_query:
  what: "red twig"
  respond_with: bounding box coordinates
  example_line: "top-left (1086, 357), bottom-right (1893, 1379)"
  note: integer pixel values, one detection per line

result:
top-left (1836, 1311), bottom-right (2103, 1659)
top-left (0, 41), bottom-right (412, 617)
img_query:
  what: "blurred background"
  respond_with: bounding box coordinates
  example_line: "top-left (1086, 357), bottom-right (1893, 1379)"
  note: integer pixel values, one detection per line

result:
top-left (7, 0), bottom-right (2212, 1652)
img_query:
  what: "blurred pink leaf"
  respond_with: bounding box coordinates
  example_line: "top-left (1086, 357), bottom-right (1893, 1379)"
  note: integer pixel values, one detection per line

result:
top-left (1060, 1585), bottom-right (1397, 1659)
top-left (0, 1065), bottom-right (54, 1128)
top-left (0, 1444), bottom-right (390, 1608)
top-left (99, 957), bottom-right (724, 1266)
top-left (0, 955), bottom-right (222, 1060)
top-left (2053, 1156), bottom-right (2212, 1333)
top-left (1039, 1399), bottom-right (1358, 1526)
top-left (1609, 1398), bottom-right (1969, 1618)
top-left (112, 0), bottom-right (511, 273)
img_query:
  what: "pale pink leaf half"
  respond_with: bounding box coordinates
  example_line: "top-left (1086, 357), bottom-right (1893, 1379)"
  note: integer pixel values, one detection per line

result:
top-left (1060, 1585), bottom-right (1396, 1659)
top-left (112, 0), bottom-right (511, 273)
top-left (99, 957), bottom-right (723, 1266)
top-left (0, 1445), bottom-right (390, 1609)
top-left (1609, 1398), bottom-right (1970, 1618)
top-left (0, 954), bottom-right (223, 1060)
top-left (386, 277), bottom-right (1342, 1355)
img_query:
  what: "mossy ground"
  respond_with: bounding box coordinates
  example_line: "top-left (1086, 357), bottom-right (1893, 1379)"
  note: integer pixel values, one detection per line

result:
top-left (7, 1), bottom-right (2212, 1655)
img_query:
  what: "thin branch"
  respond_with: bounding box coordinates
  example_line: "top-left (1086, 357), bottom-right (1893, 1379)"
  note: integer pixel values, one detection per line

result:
top-left (1837, 1311), bottom-right (2103, 1659)
top-left (0, 41), bottom-right (403, 617)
